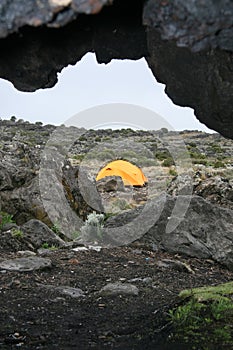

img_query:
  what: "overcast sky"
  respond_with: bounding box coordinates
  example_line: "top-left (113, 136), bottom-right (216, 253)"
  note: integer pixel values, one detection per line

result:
top-left (0, 52), bottom-right (212, 132)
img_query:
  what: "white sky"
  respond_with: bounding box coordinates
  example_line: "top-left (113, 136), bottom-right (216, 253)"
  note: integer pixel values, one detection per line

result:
top-left (0, 52), bottom-right (212, 132)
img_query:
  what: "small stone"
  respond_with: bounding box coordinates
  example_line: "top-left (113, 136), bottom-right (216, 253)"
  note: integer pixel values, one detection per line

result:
top-left (39, 284), bottom-right (85, 298)
top-left (88, 245), bottom-right (102, 252)
top-left (37, 248), bottom-right (54, 256)
top-left (0, 257), bottom-right (52, 272)
top-left (17, 250), bottom-right (36, 257)
top-left (99, 282), bottom-right (139, 297)
top-left (55, 286), bottom-right (85, 298)
top-left (129, 277), bottom-right (152, 284)
top-left (156, 259), bottom-right (194, 274)
top-left (72, 247), bottom-right (88, 252)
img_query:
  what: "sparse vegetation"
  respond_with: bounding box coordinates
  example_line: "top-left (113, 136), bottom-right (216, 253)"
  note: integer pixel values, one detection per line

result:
top-left (71, 154), bottom-right (85, 162)
top-left (169, 168), bottom-right (178, 176)
top-left (0, 211), bottom-right (14, 229)
top-left (189, 151), bottom-right (206, 160)
top-left (156, 150), bottom-right (171, 161)
top-left (41, 242), bottom-right (58, 250)
top-left (162, 157), bottom-right (175, 167)
top-left (168, 282), bottom-right (233, 347)
top-left (11, 228), bottom-right (23, 238)
top-left (72, 231), bottom-right (81, 240)
top-left (80, 211), bottom-right (105, 242)
top-left (213, 160), bottom-right (226, 168)
top-left (51, 222), bottom-right (61, 234)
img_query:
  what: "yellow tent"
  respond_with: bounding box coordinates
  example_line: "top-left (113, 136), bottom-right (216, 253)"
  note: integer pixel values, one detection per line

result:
top-left (96, 160), bottom-right (148, 186)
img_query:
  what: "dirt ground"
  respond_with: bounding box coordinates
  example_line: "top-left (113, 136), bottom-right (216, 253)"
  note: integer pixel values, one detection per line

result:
top-left (0, 244), bottom-right (233, 350)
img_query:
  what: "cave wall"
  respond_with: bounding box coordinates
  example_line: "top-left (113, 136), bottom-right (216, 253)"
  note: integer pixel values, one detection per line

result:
top-left (0, 0), bottom-right (232, 138)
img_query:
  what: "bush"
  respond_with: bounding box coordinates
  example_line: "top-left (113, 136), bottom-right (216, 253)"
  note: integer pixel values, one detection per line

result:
top-left (189, 151), bottom-right (206, 159)
top-left (162, 157), bottom-right (174, 167)
top-left (169, 168), bottom-right (178, 176)
top-left (156, 150), bottom-right (170, 161)
top-left (213, 160), bottom-right (226, 168)
top-left (0, 211), bottom-right (14, 229)
top-left (80, 212), bottom-right (105, 242)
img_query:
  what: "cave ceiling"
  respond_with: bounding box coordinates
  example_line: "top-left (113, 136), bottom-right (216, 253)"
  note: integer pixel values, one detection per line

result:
top-left (0, 0), bottom-right (232, 138)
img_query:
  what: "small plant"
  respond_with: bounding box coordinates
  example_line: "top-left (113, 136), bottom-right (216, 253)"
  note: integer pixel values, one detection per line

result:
top-left (210, 143), bottom-right (223, 153)
top-left (11, 228), bottom-right (23, 238)
top-left (0, 211), bottom-right (14, 229)
top-left (169, 168), bottom-right (178, 176)
top-left (189, 151), bottom-right (206, 160)
top-left (162, 157), bottom-right (174, 167)
top-left (213, 160), bottom-right (225, 168)
top-left (72, 231), bottom-right (81, 240)
top-left (51, 221), bottom-right (61, 234)
top-left (211, 298), bottom-right (233, 320)
top-left (80, 211), bottom-right (105, 242)
top-left (41, 242), bottom-right (58, 250)
top-left (156, 150), bottom-right (171, 161)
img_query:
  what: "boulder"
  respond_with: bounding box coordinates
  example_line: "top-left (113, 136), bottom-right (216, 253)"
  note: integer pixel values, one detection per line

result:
top-left (96, 176), bottom-right (125, 192)
top-left (106, 195), bottom-right (233, 270)
top-left (21, 219), bottom-right (66, 249)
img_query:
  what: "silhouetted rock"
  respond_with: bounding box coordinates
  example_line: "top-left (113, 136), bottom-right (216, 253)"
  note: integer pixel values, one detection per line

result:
top-left (0, 2), bottom-right (232, 136)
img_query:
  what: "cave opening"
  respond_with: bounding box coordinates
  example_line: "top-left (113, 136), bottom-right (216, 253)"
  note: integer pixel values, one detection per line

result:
top-left (0, 52), bottom-right (212, 133)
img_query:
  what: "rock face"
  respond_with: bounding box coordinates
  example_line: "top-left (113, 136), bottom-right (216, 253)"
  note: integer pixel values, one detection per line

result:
top-left (106, 195), bottom-right (233, 270)
top-left (0, 1), bottom-right (232, 137)
top-left (0, 0), bottom-right (111, 38)
top-left (21, 219), bottom-right (66, 249)
top-left (0, 121), bottom-right (103, 231)
top-left (145, 30), bottom-right (233, 139)
top-left (0, 120), bottom-right (232, 267)
top-left (143, 0), bottom-right (233, 52)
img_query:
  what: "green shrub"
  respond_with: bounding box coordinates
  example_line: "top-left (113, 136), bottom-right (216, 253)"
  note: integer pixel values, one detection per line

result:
top-left (188, 142), bottom-right (197, 148)
top-left (169, 168), bottom-right (178, 176)
top-left (0, 211), bottom-right (14, 229)
top-left (210, 143), bottom-right (223, 153)
top-left (71, 154), bottom-right (84, 162)
top-left (162, 157), bottom-right (174, 167)
top-left (51, 222), bottom-right (61, 234)
top-left (213, 160), bottom-right (225, 168)
top-left (156, 150), bottom-right (170, 161)
top-left (11, 228), bottom-right (23, 238)
top-left (192, 159), bottom-right (208, 165)
top-left (189, 151), bottom-right (206, 159)
top-left (41, 242), bottom-right (58, 250)
top-left (168, 283), bottom-right (233, 347)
